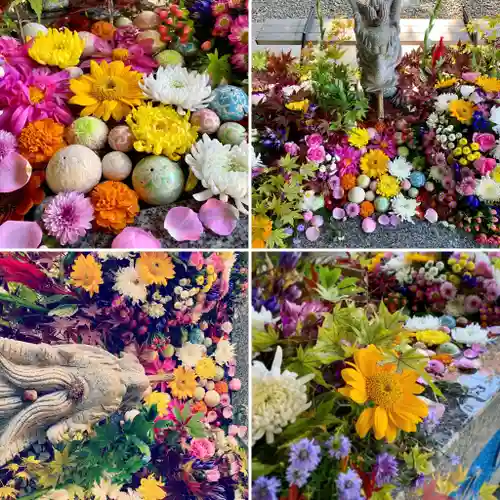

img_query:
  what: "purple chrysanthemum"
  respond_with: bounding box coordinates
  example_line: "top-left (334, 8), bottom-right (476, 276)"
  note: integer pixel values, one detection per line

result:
top-left (252, 476), bottom-right (281, 500)
top-left (0, 130), bottom-right (17, 161)
top-left (289, 438), bottom-right (322, 472)
top-left (286, 466), bottom-right (310, 488)
top-left (336, 469), bottom-right (363, 500)
top-left (42, 192), bottom-right (94, 245)
top-left (375, 452), bottom-right (399, 487)
top-left (326, 435), bottom-right (351, 460)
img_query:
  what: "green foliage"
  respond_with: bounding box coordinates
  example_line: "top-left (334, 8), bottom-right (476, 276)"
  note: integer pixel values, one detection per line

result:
top-left (27, 0), bottom-right (43, 22)
top-left (0, 283), bottom-right (47, 312)
top-left (403, 445), bottom-right (434, 475)
top-left (206, 50), bottom-right (232, 86)
top-left (311, 59), bottom-right (368, 131)
top-left (315, 266), bottom-right (362, 303)
top-left (252, 326), bottom-right (279, 354)
top-left (252, 51), bottom-right (268, 71)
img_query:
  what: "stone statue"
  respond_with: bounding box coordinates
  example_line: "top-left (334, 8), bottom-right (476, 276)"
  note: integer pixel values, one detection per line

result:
top-left (348, 0), bottom-right (403, 117)
top-left (0, 338), bottom-right (151, 466)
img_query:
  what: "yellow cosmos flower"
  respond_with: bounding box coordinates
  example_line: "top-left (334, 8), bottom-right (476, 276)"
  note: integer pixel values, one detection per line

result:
top-left (339, 345), bottom-right (428, 442)
top-left (360, 149), bottom-right (389, 178)
top-left (69, 60), bottom-right (144, 122)
top-left (169, 366), bottom-right (197, 400)
top-left (28, 28), bottom-right (84, 69)
top-left (195, 357), bottom-right (217, 379)
top-left (70, 254), bottom-right (103, 297)
top-left (348, 127), bottom-right (370, 148)
top-left (285, 100), bottom-right (309, 112)
top-left (475, 75), bottom-right (500, 93)
top-left (449, 99), bottom-right (476, 124)
top-left (376, 174), bottom-right (401, 198)
top-left (144, 391), bottom-right (171, 415)
top-left (137, 475), bottom-right (166, 500)
top-left (136, 253), bottom-right (175, 286)
top-left (434, 77), bottom-right (458, 89)
top-left (414, 330), bottom-right (451, 345)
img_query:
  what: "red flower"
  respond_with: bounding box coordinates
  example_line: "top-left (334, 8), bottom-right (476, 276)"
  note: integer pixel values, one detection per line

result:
top-left (432, 37), bottom-right (446, 70)
top-left (280, 485), bottom-right (306, 500)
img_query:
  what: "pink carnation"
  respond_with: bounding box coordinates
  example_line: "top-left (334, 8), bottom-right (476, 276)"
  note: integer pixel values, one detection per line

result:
top-left (474, 157), bottom-right (496, 176)
top-left (307, 145), bottom-right (326, 163)
top-left (190, 438), bottom-right (216, 459)
top-left (305, 133), bottom-right (323, 148)
top-left (472, 133), bottom-right (496, 152)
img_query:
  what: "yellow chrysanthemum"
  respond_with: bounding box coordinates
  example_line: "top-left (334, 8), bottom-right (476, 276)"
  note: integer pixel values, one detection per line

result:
top-left (348, 127), bottom-right (370, 148)
top-left (69, 60), bottom-right (145, 122)
top-left (144, 391), bottom-right (171, 415)
top-left (360, 149), bottom-right (389, 178)
top-left (28, 28), bottom-right (84, 69)
top-left (136, 253), bottom-right (175, 286)
top-left (405, 253), bottom-right (437, 263)
top-left (70, 254), bottom-right (103, 297)
top-left (339, 345), bottom-right (428, 442)
top-left (475, 75), bottom-right (500, 93)
top-left (376, 174), bottom-right (401, 198)
top-left (195, 357), bottom-right (217, 379)
top-left (126, 102), bottom-right (198, 161)
top-left (448, 99), bottom-right (476, 124)
top-left (434, 77), bottom-right (458, 89)
top-left (137, 475), bottom-right (166, 500)
top-left (413, 330), bottom-right (451, 345)
top-left (169, 366), bottom-right (197, 400)
top-left (285, 100), bottom-right (309, 112)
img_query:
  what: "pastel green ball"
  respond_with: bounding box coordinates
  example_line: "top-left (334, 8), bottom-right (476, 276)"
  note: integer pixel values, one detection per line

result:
top-left (374, 196), bottom-right (389, 212)
top-left (132, 155), bottom-right (185, 205)
top-left (155, 50), bottom-right (185, 67)
top-left (217, 122), bottom-right (246, 145)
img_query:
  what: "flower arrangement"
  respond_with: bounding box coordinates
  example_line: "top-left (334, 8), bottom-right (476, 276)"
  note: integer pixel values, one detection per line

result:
top-left (251, 252), bottom-right (499, 499)
top-left (0, 0), bottom-right (249, 248)
top-left (0, 251), bottom-right (248, 499)
top-left (252, 16), bottom-right (500, 248)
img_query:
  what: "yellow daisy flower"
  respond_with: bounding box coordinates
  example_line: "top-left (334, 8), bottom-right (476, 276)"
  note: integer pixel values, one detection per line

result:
top-left (252, 215), bottom-right (273, 248)
top-left (475, 75), bottom-right (500, 93)
top-left (339, 345), bottom-right (428, 442)
top-left (137, 475), bottom-right (166, 500)
top-left (448, 99), bottom-right (476, 124)
top-left (348, 127), bottom-right (370, 148)
top-left (69, 60), bottom-right (145, 122)
top-left (28, 28), bottom-right (84, 69)
top-left (285, 100), bottom-right (309, 112)
top-left (70, 254), bottom-right (103, 297)
top-left (195, 357), bottom-right (217, 379)
top-left (144, 391), bottom-right (171, 415)
top-left (434, 77), bottom-right (458, 89)
top-left (376, 174), bottom-right (401, 198)
top-left (169, 366), bottom-right (197, 400)
top-left (360, 149), bottom-right (389, 178)
top-left (136, 253), bottom-right (175, 286)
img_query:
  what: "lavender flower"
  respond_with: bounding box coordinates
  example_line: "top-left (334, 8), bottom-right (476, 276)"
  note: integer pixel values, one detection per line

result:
top-left (42, 192), bottom-right (94, 245)
top-left (375, 452), bottom-right (399, 487)
top-left (0, 129), bottom-right (17, 160)
top-left (289, 438), bottom-right (322, 473)
top-left (422, 406), bottom-right (441, 433)
top-left (326, 435), bottom-right (351, 460)
top-left (286, 466), bottom-right (310, 488)
top-left (450, 454), bottom-right (461, 466)
top-left (253, 476), bottom-right (281, 500)
top-left (413, 473), bottom-right (425, 489)
top-left (336, 469), bottom-right (363, 500)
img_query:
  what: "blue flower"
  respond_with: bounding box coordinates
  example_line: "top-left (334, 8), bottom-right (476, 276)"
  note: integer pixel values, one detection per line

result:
top-left (336, 469), bottom-right (363, 500)
top-left (253, 476), bottom-right (281, 500)
top-left (326, 435), bottom-right (351, 460)
top-left (375, 452), bottom-right (399, 487)
top-left (289, 438), bottom-right (322, 472)
top-left (286, 465), bottom-right (310, 488)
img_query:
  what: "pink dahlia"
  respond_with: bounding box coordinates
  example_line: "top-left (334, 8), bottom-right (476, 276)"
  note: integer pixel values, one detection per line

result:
top-left (0, 66), bottom-right (72, 135)
top-left (0, 36), bottom-right (36, 70)
top-left (0, 130), bottom-right (17, 161)
top-left (42, 192), bottom-right (94, 245)
top-left (335, 145), bottom-right (361, 176)
top-left (229, 15), bottom-right (248, 52)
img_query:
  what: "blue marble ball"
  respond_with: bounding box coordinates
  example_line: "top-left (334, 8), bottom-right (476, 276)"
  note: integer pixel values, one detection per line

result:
top-left (440, 315), bottom-right (457, 329)
top-left (188, 328), bottom-right (205, 344)
top-left (209, 85), bottom-right (248, 122)
top-left (409, 171), bottom-right (426, 188)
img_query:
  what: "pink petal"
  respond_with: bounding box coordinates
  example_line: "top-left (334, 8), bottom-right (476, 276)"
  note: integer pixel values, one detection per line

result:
top-left (332, 207), bottom-right (345, 220)
top-left (305, 226), bottom-right (320, 241)
top-left (198, 198), bottom-right (239, 236)
top-left (0, 221), bottom-right (42, 248)
top-left (112, 227), bottom-right (162, 249)
top-left (0, 153), bottom-right (32, 193)
top-left (164, 207), bottom-right (204, 241)
top-left (425, 208), bottom-right (438, 223)
top-left (362, 217), bottom-right (377, 233)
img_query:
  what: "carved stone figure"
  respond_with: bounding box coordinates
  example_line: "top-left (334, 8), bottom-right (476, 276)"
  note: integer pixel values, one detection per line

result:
top-left (0, 338), bottom-right (151, 466)
top-left (348, 0), bottom-right (402, 115)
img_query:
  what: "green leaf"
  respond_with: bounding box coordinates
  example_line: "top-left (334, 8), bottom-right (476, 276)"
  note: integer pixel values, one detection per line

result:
top-left (27, 0), bottom-right (43, 22)
top-left (403, 445), bottom-right (434, 475)
top-left (252, 460), bottom-right (278, 478)
top-left (371, 485), bottom-right (396, 499)
top-left (48, 304), bottom-right (78, 318)
top-left (129, 436), bottom-right (151, 463)
top-left (154, 419), bottom-right (173, 429)
top-left (187, 412), bottom-right (206, 438)
top-left (206, 50), bottom-right (232, 86)
top-left (180, 402), bottom-right (191, 422)
top-left (8, 282), bottom-right (38, 304)
top-left (267, 229), bottom-right (290, 249)
top-left (252, 327), bottom-right (279, 354)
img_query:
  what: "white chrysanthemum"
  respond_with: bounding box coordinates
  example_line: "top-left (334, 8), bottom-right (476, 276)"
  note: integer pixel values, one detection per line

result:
top-left (391, 194), bottom-right (420, 223)
top-left (429, 165), bottom-right (447, 181)
top-left (253, 346), bottom-right (314, 445)
top-left (460, 85), bottom-right (476, 98)
top-left (492, 139), bottom-right (500, 160)
top-left (177, 342), bottom-right (205, 367)
top-left (452, 323), bottom-right (489, 345)
top-left (435, 93), bottom-right (458, 112)
top-left (252, 306), bottom-right (279, 332)
top-left (185, 134), bottom-right (249, 213)
top-left (388, 156), bottom-right (413, 179)
top-left (143, 302), bottom-right (166, 318)
top-left (476, 177), bottom-right (500, 203)
top-left (405, 315), bottom-right (441, 331)
top-left (140, 65), bottom-right (212, 112)
top-left (426, 112), bottom-right (439, 129)
top-left (113, 266), bottom-right (147, 304)
top-left (490, 105), bottom-right (500, 134)
top-left (215, 339), bottom-right (236, 365)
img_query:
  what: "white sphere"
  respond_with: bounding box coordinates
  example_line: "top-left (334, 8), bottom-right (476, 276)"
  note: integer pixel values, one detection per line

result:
top-left (365, 191), bottom-right (375, 202)
top-left (46, 145), bottom-right (102, 194)
top-left (24, 23), bottom-right (48, 39)
top-left (357, 174), bottom-right (371, 189)
top-left (67, 117), bottom-right (109, 150)
top-left (204, 390), bottom-right (221, 407)
top-left (348, 186), bottom-right (366, 204)
top-left (115, 16), bottom-right (133, 27)
top-left (102, 152), bottom-right (133, 181)
top-left (213, 366), bottom-right (224, 381)
top-left (78, 31), bottom-right (97, 57)
top-left (193, 386), bottom-right (205, 401)
top-left (65, 66), bottom-right (84, 79)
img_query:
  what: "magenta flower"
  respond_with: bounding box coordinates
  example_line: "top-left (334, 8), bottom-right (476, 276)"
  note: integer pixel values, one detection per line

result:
top-left (474, 157), bottom-right (496, 176)
top-left (231, 51), bottom-right (248, 72)
top-left (335, 145), bottom-right (362, 176)
top-left (113, 25), bottom-right (141, 48)
top-left (228, 15), bottom-right (248, 52)
top-left (345, 203), bottom-right (360, 217)
top-left (145, 358), bottom-right (177, 392)
top-left (369, 131), bottom-right (397, 157)
top-left (284, 142), bottom-right (300, 156)
top-left (472, 132), bottom-right (496, 152)
top-left (307, 145), bottom-right (326, 163)
top-left (42, 192), bottom-right (94, 246)
top-left (0, 66), bottom-right (72, 135)
top-left (305, 133), bottom-right (323, 148)
top-left (464, 295), bottom-right (482, 314)
top-left (0, 36), bottom-right (36, 70)
top-left (456, 177), bottom-right (477, 196)
top-left (0, 130), bottom-right (17, 161)
top-left (439, 281), bottom-right (457, 300)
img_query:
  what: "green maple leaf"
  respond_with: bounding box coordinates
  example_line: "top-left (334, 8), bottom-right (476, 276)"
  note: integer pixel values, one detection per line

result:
top-left (267, 228), bottom-right (290, 248)
top-left (206, 50), bottom-right (231, 86)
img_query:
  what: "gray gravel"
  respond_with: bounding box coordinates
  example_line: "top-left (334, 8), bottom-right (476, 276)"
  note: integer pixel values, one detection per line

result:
top-left (289, 218), bottom-right (498, 249)
top-left (253, 0), bottom-right (500, 25)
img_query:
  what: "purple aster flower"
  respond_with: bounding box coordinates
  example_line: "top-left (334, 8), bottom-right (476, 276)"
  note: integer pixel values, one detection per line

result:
top-left (336, 469), bottom-right (362, 500)
top-left (326, 435), bottom-right (351, 460)
top-left (450, 454), bottom-right (461, 466)
top-left (297, 224), bottom-right (305, 232)
top-left (422, 406), bottom-right (441, 432)
top-left (413, 473), bottom-right (425, 489)
top-left (289, 438), bottom-right (322, 472)
top-left (375, 452), bottom-right (399, 487)
top-left (286, 466), bottom-right (310, 488)
top-left (345, 203), bottom-right (360, 218)
top-left (0, 129), bottom-right (17, 161)
top-left (252, 476), bottom-right (281, 500)
top-left (113, 25), bottom-right (141, 47)
top-left (42, 192), bottom-right (94, 246)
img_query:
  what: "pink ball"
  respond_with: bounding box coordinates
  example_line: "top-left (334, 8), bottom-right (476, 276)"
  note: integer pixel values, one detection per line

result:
top-left (191, 109), bottom-right (221, 134)
top-left (401, 179), bottom-right (412, 191)
top-left (108, 125), bottom-right (135, 152)
top-left (362, 217), bottom-right (377, 233)
top-left (369, 180), bottom-right (378, 191)
top-left (229, 378), bottom-right (241, 391)
top-left (112, 227), bottom-right (161, 248)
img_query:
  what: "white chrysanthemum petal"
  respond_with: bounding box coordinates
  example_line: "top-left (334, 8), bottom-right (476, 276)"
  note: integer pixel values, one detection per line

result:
top-left (177, 342), bottom-right (205, 367)
top-left (113, 266), bottom-right (147, 304)
top-left (426, 112), bottom-right (439, 129)
top-left (492, 140), bottom-right (500, 161)
top-left (391, 194), bottom-right (420, 223)
top-left (405, 315), bottom-right (441, 331)
top-left (140, 65), bottom-right (213, 111)
top-left (215, 339), bottom-right (236, 365)
top-left (435, 93), bottom-right (458, 112)
top-left (460, 85), bottom-right (476, 98)
top-left (388, 156), bottom-right (413, 179)
top-left (476, 177), bottom-right (500, 203)
top-left (452, 323), bottom-right (489, 345)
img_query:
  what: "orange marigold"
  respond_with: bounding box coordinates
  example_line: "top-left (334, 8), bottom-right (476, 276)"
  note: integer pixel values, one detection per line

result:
top-left (191, 401), bottom-right (208, 414)
top-left (214, 381), bottom-right (229, 394)
top-left (18, 119), bottom-right (66, 166)
top-left (340, 173), bottom-right (357, 190)
top-left (360, 201), bottom-right (374, 218)
top-left (90, 181), bottom-right (139, 233)
top-left (91, 20), bottom-right (116, 40)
